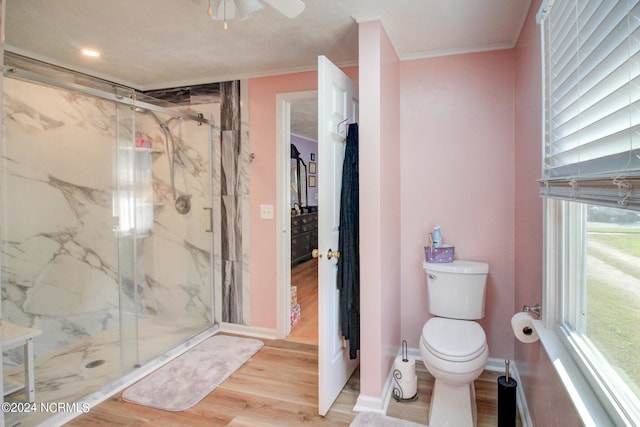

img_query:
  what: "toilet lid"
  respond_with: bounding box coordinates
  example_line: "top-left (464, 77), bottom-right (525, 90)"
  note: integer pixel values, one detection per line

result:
top-left (422, 318), bottom-right (487, 362)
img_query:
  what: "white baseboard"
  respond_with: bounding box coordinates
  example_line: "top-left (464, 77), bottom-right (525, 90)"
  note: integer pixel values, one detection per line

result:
top-left (353, 394), bottom-right (387, 414)
top-left (354, 348), bottom-right (532, 427)
top-left (219, 322), bottom-right (277, 340)
top-left (353, 366), bottom-right (395, 414)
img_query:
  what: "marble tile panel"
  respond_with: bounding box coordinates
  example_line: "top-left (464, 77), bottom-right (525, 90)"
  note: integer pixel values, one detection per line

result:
top-left (2, 77), bottom-right (216, 364)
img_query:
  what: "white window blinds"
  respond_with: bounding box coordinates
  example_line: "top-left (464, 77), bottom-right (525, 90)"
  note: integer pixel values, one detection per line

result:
top-left (539, 0), bottom-right (640, 210)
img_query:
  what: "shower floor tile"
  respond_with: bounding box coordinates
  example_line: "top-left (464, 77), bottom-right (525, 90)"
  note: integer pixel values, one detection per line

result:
top-left (3, 317), bottom-right (210, 426)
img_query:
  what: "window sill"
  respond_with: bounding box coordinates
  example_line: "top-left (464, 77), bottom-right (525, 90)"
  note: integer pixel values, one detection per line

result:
top-left (532, 319), bottom-right (617, 427)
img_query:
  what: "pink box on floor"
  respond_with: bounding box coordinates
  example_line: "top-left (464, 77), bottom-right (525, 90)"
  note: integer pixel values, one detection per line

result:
top-left (291, 304), bottom-right (301, 326)
top-left (291, 285), bottom-right (298, 307)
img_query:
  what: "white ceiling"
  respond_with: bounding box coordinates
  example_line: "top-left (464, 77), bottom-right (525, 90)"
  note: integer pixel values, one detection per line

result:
top-left (4, 0), bottom-right (532, 140)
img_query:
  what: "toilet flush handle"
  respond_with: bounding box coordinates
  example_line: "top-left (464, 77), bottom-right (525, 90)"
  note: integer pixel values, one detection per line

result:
top-left (428, 273), bottom-right (437, 280)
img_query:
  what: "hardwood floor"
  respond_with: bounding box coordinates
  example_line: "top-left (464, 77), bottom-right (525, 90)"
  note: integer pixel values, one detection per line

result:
top-left (67, 260), bottom-right (521, 426)
top-left (67, 337), bottom-right (520, 426)
top-left (67, 338), bottom-right (354, 427)
top-left (288, 259), bottom-right (318, 345)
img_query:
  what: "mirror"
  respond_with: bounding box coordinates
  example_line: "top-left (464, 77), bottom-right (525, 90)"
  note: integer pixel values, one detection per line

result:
top-left (290, 144), bottom-right (308, 211)
top-left (298, 160), bottom-right (308, 207)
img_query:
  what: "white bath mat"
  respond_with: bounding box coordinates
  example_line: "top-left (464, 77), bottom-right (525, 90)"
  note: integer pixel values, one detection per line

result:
top-left (350, 412), bottom-right (427, 427)
top-left (123, 334), bottom-right (263, 411)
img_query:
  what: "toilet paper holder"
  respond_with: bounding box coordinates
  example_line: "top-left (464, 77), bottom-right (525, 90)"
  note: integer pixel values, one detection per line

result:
top-left (522, 303), bottom-right (541, 317)
top-left (392, 340), bottom-right (418, 402)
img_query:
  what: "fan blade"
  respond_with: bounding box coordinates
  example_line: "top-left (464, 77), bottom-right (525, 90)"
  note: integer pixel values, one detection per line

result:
top-left (262, 0), bottom-right (305, 18)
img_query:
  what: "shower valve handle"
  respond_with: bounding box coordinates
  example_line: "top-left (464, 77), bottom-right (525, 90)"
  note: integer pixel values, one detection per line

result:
top-left (204, 207), bottom-right (213, 232)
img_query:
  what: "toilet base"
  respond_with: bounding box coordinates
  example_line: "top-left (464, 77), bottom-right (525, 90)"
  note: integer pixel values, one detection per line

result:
top-left (428, 378), bottom-right (477, 427)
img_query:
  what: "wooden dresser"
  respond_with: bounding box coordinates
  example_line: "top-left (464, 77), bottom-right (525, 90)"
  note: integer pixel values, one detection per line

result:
top-left (291, 212), bottom-right (318, 265)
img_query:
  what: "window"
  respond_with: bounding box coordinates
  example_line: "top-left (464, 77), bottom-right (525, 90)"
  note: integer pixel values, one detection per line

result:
top-left (548, 200), bottom-right (640, 424)
top-left (539, 1), bottom-right (640, 425)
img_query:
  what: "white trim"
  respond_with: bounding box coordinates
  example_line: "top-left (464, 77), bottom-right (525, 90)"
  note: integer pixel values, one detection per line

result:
top-left (398, 42), bottom-right (518, 62)
top-left (533, 320), bottom-right (614, 426)
top-left (275, 91), bottom-right (317, 340)
top-left (352, 14), bottom-right (401, 62)
top-left (543, 200), bottom-right (633, 426)
top-left (290, 132), bottom-right (318, 143)
top-left (485, 357), bottom-right (508, 373)
top-left (351, 12), bottom-right (528, 63)
top-left (276, 90), bottom-right (318, 339)
top-left (275, 93), bottom-right (292, 339)
top-left (536, 0), bottom-right (555, 24)
top-left (353, 372), bottom-right (394, 414)
top-left (353, 394), bottom-right (387, 414)
top-left (219, 322), bottom-right (277, 340)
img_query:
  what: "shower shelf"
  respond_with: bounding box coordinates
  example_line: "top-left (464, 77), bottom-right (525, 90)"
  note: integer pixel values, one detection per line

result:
top-left (120, 147), bottom-right (163, 154)
top-left (2, 321), bottom-right (42, 402)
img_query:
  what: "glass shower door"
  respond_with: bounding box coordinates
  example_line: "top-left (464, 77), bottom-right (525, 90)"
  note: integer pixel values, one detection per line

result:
top-left (116, 99), bottom-right (214, 371)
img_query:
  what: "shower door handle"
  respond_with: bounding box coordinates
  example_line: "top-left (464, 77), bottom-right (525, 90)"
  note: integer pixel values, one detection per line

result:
top-left (204, 207), bottom-right (213, 232)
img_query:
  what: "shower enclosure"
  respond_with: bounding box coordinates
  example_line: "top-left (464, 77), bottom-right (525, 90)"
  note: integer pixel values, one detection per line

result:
top-left (1, 64), bottom-right (219, 424)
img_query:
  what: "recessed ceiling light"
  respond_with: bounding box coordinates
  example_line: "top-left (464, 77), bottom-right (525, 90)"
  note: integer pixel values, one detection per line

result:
top-left (81, 48), bottom-right (100, 58)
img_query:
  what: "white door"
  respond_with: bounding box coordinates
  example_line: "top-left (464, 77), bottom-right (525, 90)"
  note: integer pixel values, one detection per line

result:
top-left (317, 55), bottom-right (359, 416)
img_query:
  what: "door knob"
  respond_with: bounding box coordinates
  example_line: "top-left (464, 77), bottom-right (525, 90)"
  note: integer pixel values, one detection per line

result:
top-left (312, 249), bottom-right (321, 258)
top-left (327, 249), bottom-right (340, 260)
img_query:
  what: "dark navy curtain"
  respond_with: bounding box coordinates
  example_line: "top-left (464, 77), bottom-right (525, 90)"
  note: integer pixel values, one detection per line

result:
top-left (336, 123), bottom-right (359, 359)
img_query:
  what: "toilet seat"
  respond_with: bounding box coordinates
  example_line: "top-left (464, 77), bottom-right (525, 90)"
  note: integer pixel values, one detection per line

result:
top-left (422, 317), bottom-right (486, 362)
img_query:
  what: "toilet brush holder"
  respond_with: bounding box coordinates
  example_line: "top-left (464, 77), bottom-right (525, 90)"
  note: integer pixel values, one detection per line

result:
top-left (497, 360), bottom-right (517, 427)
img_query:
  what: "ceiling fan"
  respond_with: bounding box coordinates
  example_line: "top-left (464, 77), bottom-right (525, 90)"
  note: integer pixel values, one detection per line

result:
top-left (207, 0), bottom-right (305, 28)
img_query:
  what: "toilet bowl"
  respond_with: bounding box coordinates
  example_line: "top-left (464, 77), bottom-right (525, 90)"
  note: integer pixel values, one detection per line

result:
top-left (420, 317), bottom-right (488, 427)
top-left (420, 260), bottom-right (489, 427)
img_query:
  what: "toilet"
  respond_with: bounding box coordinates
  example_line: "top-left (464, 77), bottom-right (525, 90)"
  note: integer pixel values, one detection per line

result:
top-left (419, 259), bottom-right (489, 427)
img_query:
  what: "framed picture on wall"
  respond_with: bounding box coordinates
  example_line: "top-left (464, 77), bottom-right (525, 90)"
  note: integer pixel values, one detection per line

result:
top-left (309, 175), bottom-right (316, 187)
top-left (309, 162), bottom-right (316, 174)
top-left (310, 153), bottom-right (315, 161)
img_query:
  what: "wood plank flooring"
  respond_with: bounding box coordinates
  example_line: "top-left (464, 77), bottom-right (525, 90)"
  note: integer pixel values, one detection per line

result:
top-left (67, 337), bottom-right (520, 426)
top-left (288, 259), bottom-right (318, 345)
top-left (66, 260), bottom-right (521, 426)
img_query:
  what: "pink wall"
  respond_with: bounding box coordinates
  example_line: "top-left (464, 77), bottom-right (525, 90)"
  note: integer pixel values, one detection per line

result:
top-left (399, 50), bottom-right (516, 359)
top-left (247, 8), bottom-right (583, 422)
top-left (514, 1), bottom-right (581, 425)
top-left (248, 68), bottom-right (357, 328)
top-left (358, 20), bottom-right (402, 397)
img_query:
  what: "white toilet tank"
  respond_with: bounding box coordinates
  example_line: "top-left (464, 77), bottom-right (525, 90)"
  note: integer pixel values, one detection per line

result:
top-left (423, 260), bottom-right (489, 320)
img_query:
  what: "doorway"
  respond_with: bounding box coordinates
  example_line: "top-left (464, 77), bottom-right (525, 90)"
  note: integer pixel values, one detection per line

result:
top-left (275, 91), bottom-right (318, 343)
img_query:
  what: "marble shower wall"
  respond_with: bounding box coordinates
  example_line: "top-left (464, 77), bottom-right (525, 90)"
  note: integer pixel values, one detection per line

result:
top-left (0, 76), bottom-right (218, 363)
top-left (219, 81), bottom-right (250, 325)
top-left (142, 80), bottom-right (250, 326)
